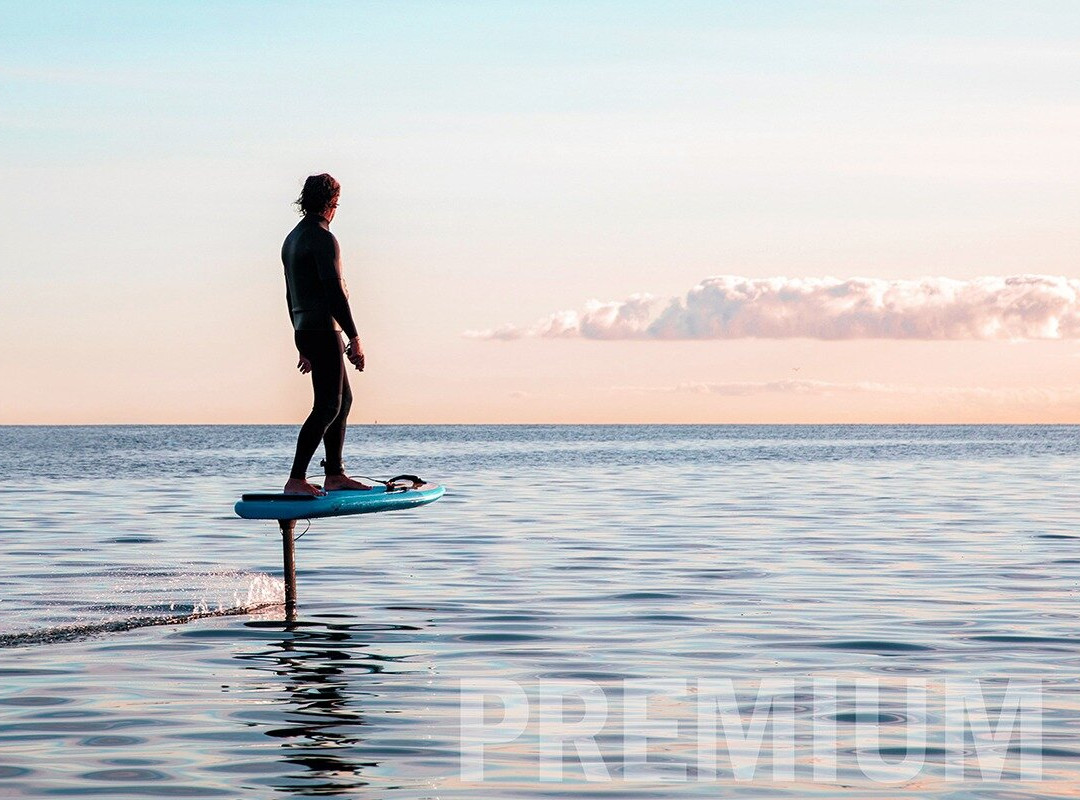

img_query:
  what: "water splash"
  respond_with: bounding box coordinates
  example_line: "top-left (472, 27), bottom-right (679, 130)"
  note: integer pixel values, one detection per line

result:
top-left (0, 570), bottom-right (285, 649)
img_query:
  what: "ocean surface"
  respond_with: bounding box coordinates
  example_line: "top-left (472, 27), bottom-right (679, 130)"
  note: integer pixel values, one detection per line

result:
top-left (0, 424), bottom-right (1078, 798)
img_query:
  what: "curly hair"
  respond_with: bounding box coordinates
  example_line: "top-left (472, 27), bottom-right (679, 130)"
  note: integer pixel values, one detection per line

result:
top-left (295, 173), bottom-right (341, 216)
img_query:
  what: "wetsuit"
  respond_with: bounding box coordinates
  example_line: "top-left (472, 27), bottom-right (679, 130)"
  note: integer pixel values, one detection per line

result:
top-left (282, 214), bottom-right (359, 480)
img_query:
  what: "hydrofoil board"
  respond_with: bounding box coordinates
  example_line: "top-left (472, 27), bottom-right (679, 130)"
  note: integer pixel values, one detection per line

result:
top-left (235, 481), bottom-right (444, 521)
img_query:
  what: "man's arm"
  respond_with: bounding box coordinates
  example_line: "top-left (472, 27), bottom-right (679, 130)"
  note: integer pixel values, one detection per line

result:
top-left (313, 231), bottom-right (359, 340)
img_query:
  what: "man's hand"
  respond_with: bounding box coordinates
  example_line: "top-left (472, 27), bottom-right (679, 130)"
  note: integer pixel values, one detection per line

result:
top-left (297, 355), bottom-right (312, 374)
top-left (346, 336), bottom-right (365, 372)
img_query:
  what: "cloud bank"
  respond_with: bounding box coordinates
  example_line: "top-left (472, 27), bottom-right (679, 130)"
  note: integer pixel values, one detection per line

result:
top-left (609, 380), bottom-right (1080, 408)
top-left (467, 275), bottom-right (1080, 341)
top-left (665, 380), bottom-right (1080, 404)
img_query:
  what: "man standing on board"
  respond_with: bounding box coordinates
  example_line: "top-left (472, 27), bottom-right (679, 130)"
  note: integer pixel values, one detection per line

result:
top-left (282, 173), bottom-right (371, 496)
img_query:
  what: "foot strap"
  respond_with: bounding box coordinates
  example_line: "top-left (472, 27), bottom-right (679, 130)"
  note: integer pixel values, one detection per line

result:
top-left (338, 473), bottom-right (426, 492)
top-left (309, 472), bottom-right (426, 492)
top-left (384, 474), bottom-right (424, 492)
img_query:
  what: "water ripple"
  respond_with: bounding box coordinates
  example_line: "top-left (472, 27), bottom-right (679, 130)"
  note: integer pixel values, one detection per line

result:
top-left (0, 425), bottom-right (1077, 798)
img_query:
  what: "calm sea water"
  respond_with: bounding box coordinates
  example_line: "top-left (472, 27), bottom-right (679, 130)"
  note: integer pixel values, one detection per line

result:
top-left (0, 425), bottom-right (1078, 798)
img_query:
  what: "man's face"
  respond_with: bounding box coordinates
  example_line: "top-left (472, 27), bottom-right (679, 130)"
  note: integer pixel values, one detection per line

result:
top-left (325, 197), bottom-right (338, 223)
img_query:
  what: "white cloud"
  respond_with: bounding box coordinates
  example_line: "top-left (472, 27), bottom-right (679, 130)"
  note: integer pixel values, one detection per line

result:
top-left (467, 275), bottom-right (1080, 341)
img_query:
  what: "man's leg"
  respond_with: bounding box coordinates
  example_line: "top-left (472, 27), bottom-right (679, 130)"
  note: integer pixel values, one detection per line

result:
top-left (322, 370), bottom-right (374, 491)
top-left (286, 331), bottom-right (343, 494)
top-left (321, 372), bottom-right (351, 476)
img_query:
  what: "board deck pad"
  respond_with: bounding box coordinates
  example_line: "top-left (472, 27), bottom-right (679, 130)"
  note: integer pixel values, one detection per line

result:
top-left (234, 483), bottom-right (444, 521)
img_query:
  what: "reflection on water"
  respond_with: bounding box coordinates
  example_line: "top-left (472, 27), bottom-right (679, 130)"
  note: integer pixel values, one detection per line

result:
top-left (235, 617), bottom-right (423, 796)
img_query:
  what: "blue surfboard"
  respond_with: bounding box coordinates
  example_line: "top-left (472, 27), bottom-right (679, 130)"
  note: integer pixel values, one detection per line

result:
top-left (235, 482), bottom-right (444, 521)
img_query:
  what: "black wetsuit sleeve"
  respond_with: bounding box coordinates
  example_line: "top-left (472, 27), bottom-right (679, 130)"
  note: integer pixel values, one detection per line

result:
top-left (314, 231), bottom-right (359, 340)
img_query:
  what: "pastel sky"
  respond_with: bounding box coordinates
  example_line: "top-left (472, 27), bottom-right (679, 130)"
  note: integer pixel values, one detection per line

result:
top-left (2, 1), bottom-right (1078, 424)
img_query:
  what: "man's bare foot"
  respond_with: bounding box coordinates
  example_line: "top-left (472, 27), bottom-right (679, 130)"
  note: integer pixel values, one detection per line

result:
top-left (324, 475), bottom-right (375, 491)
top-left (284, 478), bottom-right (325, 496)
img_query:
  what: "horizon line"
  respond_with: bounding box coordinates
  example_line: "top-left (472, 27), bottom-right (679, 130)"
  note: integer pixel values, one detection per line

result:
top-left (2, 421), bottom-right (1079, 428)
